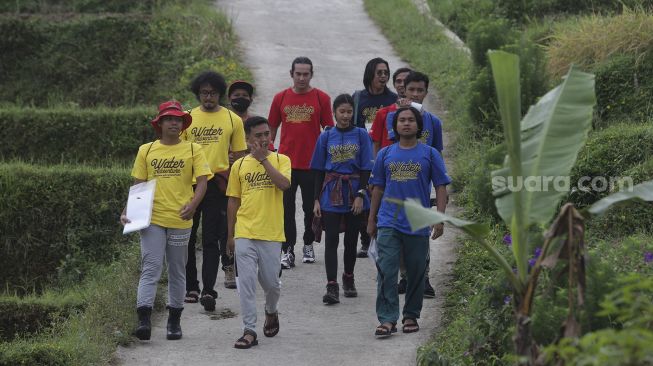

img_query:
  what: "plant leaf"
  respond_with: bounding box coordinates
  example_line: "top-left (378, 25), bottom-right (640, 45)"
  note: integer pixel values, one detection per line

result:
top-left (488, 50), bottom-right (529, 282)
top-left (387, 198), bottom-right (489, 236)
top-left (387, 198), bottom-right (522, 291)
top-left (492, 65), bottom-right (595, 226)
top-left (587, 179), bottom-right (653, 215)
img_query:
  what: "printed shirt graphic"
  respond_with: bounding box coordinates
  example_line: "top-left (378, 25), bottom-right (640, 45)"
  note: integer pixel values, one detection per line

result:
top-left (353, 89), bottom-right (397, 128)
top-left (131, 141), bottom-right (213, 229)
top-left (181, 107), bottom-right (247, 173)
top-left (226, 154), bottom-right (291, 242)
top-left (369, 103), bottom-right (397, 148)
top-left (310, 127), bottom-right (374, 213)
top-left (386, 110), bottom-right (444, 153)
top-left (370, 143), bottom-right (451, 236)
top-left (268, 88), bottom-right (334, 169)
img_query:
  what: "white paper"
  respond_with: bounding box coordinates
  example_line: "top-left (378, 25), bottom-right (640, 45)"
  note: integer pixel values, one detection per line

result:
top-left (368, 237), bottom-right (379, 265)
top-left (123, 180), bottom-right (157, 234)
top-left (410, 102), bottom-right (423, 112)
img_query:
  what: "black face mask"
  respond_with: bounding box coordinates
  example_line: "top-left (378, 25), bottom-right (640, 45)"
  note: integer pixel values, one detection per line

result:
top-left (230, 97), bottom-right (251, 113)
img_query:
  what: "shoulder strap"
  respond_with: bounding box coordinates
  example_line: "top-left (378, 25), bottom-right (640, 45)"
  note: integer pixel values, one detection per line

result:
top-left (144, 141), bottom-right (155, 158)
top-left (227, 109), bottom-right (234, 128)
top-left (190, 142), bottom-right (195, 178)
top-left (353, 90), bottom-right (361, 127)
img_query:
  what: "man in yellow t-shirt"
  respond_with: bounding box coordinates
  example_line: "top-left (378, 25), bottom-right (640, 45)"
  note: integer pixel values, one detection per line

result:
top-left (181, 71), bottom-right (248, 311)
top-left (226, 116), bottom-right (291, 349)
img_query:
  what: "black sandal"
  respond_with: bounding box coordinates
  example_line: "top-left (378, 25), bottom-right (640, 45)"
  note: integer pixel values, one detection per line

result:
top-left (263, 311), bottom-right (279, 338)
top-left (234, 329), bottom-right (258, 349)
top-left (184, 291), bottom-right (199, 303)
top-left (402, 318), bottom-right (419, 333)
top-left (374, 322), bottom-right (397, 337)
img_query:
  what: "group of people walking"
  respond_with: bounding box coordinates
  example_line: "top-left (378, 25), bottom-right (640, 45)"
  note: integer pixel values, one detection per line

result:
top-left (119, 56), bottom-right (451, 348)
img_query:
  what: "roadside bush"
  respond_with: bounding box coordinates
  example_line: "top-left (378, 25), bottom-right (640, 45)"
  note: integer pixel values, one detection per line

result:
top-left (427, 0), bottom-right (495, 39)
top-left (0, 162), bottom-right (132, 292)
top-left (594, 53), bottom-right (653, 123)
top-left (430, 0), bottom-right (652, 34)
top-left (0, 0), bottom-right (169, 13)
top-left (467, 18), bottom-right (516, 68)
top-left (0, 1), bottom-right (251, 107)
top-left (454, 140), bottom-right (503, 221)
top-left (0, 292), bottom-right (84, 342)
top-left (546, 9), bottom-right (653, 79)
top-left (0, 246), bottom-right (163, 366)
top-left (0, 107), bottom-right (155, 164)
top-left (569, 123), bottom-right (653, 207)
top-left (420, 229), bottom-right (514, 365)
top-left (541, 274), bottom-right (653, 365)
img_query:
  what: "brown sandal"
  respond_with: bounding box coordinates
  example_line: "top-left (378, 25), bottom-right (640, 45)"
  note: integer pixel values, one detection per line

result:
top-left (263, 311), bottom-right (279, 337)
top-left (402, 318), bottom-right (419, 333)
top-left (374, 322), bottom-right (397, 337)
top-left (234, 329), bottom-right (258, 349)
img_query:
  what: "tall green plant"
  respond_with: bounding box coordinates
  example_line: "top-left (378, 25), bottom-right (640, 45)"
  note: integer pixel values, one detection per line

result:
top-left (393, 51), bottom-right (653, 364)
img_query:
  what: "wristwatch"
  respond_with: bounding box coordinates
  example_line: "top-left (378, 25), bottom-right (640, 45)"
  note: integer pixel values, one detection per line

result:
top-left (356, 189), bottom-right (366, 199)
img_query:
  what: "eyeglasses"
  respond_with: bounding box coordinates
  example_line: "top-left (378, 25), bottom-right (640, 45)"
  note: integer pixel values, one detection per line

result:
top-left (199, 90), bottom-right (219, 98)
top-left (376, 70), bottom-right (390, 76)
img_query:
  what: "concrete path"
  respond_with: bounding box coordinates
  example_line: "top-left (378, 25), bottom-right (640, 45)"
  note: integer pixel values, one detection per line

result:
top-left (115, 1), bottom-right (460, 365)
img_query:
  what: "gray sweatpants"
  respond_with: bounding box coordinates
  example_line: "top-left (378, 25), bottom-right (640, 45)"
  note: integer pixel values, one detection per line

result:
top-left (235, 238), bottom-right (282, 332)
top-left (137, 224), bottom-right (190, 309)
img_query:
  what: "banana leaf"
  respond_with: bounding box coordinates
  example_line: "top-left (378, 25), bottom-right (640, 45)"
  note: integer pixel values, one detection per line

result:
top-left (587, 180), bottom-right (653, 215)
top-left (492, 63), bottom-right (595, 227)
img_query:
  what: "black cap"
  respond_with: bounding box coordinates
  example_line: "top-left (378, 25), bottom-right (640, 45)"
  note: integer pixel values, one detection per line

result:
top-left (228, 80), bottom-right (254, 97)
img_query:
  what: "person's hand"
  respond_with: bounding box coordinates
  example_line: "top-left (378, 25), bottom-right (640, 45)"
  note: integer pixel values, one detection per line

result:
top-left (249, 140), bottom-right (268, 162)
top-left (367, 217), bottom-right (377, 238)
top-left (179, 203), bottom-right (197, 220)
top-left (228, 152), bottom-right (235, 165)
top-left (313, 200), bottom-right (322, 218)
top-left (431, 223), bottom-right (444, 239)
top-left (227, 237), bottom-right (235, 256)
top-left (120, 213), bottom-right (131, 226)
top-left (397, 98), bottom-right (412, 107)
top-left (351, 197), bottom-right (363, 215)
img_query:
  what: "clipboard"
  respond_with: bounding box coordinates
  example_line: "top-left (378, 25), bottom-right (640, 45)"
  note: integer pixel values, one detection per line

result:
top-left (123, 179), bottom-right (157, 234)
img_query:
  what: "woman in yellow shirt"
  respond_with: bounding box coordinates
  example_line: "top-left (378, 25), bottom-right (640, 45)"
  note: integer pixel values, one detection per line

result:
top-left (120, 101), bottom-right (212, 341)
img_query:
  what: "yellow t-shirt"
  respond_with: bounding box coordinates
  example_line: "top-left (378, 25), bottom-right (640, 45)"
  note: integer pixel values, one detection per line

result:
top-left (131, 140), bottom-right (213, 229)
top-left (181, 107), bottom-right (247, 173)
top-left (226, 154), bottom-right (291, 242)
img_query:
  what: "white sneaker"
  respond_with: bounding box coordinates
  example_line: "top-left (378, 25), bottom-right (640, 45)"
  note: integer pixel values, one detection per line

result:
top-left (302, 244), bottom-right (316, 263)
top-left (280, 253), bottom-right (291, 269)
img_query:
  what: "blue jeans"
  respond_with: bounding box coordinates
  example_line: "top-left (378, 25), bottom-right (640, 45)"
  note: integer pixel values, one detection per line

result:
top-left (375, 227), bottom-right (428, 324)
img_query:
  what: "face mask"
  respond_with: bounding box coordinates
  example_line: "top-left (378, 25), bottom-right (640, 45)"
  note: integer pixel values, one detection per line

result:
top-left (230, 97), bottom-right (251, 113)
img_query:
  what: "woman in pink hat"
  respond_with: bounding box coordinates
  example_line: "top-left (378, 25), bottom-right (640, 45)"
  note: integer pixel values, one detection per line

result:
top-left (120, 101), bottom-right (213, 341)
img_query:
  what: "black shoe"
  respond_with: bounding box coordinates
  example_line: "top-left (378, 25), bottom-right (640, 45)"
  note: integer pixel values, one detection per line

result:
top-left (133, 306), bottom-right (152, 340)
top-left (166, 306), bottom-right (183, 340)
top-left (200, 294), bottom-right (216, 312)
top-left (342, 273), bottom-right (358, 298)
top-left (356, 246), bottom-right (369, 258)
top-left (322, 282), bottom-right (340, 304)
top-left (424, 278), bottom-right (435, 298)
top-left (398, 278), bottom-right (407, 295)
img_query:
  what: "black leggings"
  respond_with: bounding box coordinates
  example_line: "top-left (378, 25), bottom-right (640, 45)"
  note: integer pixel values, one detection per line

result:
top-left (323, 211), bottom-right (361, 282)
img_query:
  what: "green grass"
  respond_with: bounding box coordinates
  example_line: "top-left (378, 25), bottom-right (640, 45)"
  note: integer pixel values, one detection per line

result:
top-left (0, 245), bottom-right (167, 365)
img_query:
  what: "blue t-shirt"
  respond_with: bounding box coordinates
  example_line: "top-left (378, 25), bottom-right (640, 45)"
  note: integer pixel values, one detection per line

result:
top-left (370, 143), bottom-right (451, 236)
top-left (310, 126), bottom-right (374, 213)
top-left (353, 88), bottom-right (398, 128)
top-left (386, 110), bottom-right (444, 152)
